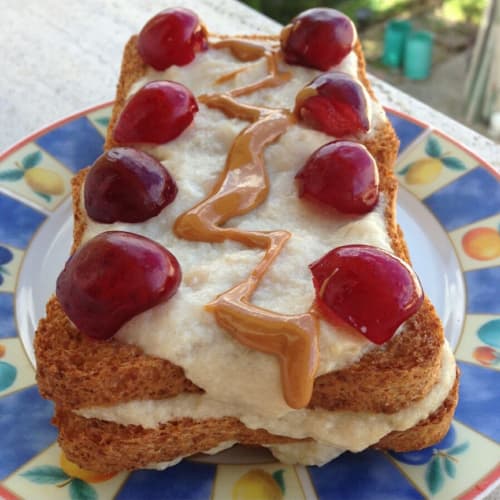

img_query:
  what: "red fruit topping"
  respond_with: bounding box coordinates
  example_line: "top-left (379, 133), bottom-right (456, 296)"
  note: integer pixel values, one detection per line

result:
top-left (56, 231), bottom-right (181, 340)
top-left (84, 147), bottom-right (178, 223)
top-left (295, 141), bottom-right (379, 214)
top-left (281, 8), bottom-right (356, 70)
top-left (137, 8), bottom-right (208, 70)
top-left (310, 245), bottom-right (423, 344)
top-left (295, 72), bottom-right (369, 137)
top-left (113, 81), bottom-right (198, 144)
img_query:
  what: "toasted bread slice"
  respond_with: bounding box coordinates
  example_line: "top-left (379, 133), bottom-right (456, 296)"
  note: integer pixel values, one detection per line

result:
top-left (34, 28), bottom-right (458, 473)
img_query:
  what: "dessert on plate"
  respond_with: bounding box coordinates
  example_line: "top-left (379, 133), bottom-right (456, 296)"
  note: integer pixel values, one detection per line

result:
top-left (35, 7), bottom-right (459, 472)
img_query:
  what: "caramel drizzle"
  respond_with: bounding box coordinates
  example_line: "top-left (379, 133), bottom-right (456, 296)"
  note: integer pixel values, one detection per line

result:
top-left (214, 67), bottom-right (247, 85)
top-left (174, 40), bottom-right (319, 409)
top-left (210, 39), bottom-right (291, 97)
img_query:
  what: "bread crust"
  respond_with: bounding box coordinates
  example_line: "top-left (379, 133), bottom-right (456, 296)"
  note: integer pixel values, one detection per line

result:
top-left (377, 369), bottom-right (459, 451)
top-left (34, 32), bottom-right (458, 472)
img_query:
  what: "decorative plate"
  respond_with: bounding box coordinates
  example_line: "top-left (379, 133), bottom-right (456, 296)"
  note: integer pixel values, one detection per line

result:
top-left (0, 104), bottom-right (498, 500)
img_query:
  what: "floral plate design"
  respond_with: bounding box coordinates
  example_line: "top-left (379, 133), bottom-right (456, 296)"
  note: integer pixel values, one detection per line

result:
top-left (0, 104), bottom-right (498, 500)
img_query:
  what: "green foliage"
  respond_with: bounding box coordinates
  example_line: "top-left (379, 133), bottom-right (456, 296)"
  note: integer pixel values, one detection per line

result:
top-left (240, 0), bottom-right (422, 25)
top-left (95, 117), bottom-right (110, 128)
top-left (426, 456), bottom-right (445, 494)
top-left (425, 136), bottom-right (442, 158)
top-left (444, 457), bottom-right (456, 478)
top-left (448, 442), bottom-right (469, 455)
top-left (441, 156), bottom-right (467, 170)
top-left (0, 170), bottom-right (25, 181)
top-left (442, 0), bottom-right (487, 23)
top-left (70, 479), bottom-right (97, 500)
top-left (35, 191), bottom-right (52, 202)
top-left (272, 469), bottom-right (286, 493)
top-left (0, 361), bottom-right (17, 391)
top-left (21, 466), bottom-right (70, 484)
top-left (397, 163), bottom-right (412, 175)
top-left (239, 0), bottom-right (486, 27)
top-left (22, 151), bottom-right (42, 169)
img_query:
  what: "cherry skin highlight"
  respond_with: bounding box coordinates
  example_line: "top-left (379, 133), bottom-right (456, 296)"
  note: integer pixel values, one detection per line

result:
top-left (295, 141), bottom-right (379, 214)
top-left (56, 231), bottom-right (182, 340)
top-left (137, 8), bottom-right (208, 70)
top-left (84, 147), bottom-right (178, 223)
top-left (281, 8), bottom-right (356, 70)
top-left (113, 80), bottom-right (198, 145)
top-left (309, 245), bottom-right (424, 344)
top-left (295, 72), bottom-right (370, 137)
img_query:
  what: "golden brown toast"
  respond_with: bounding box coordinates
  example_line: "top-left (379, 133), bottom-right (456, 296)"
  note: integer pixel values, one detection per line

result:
top-left (34, 26), bottom-right (458, 473)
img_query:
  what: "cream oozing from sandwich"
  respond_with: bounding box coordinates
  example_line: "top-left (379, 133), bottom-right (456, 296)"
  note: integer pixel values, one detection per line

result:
top-left (78, 341), bottom-right (456, 464)
top-left (79, 39), bottom-right (456, 464)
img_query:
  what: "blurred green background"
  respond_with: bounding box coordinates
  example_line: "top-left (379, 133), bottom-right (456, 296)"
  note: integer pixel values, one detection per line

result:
top-left (240, 0), bottom-right (486, 27)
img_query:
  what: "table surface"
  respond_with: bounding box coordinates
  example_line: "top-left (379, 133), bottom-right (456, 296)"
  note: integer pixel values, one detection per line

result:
top-left (0, 1), bottom-right (498, 498)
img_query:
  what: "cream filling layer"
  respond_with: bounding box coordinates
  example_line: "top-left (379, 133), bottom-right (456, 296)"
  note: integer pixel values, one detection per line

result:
top-left (145, 441), bottom-right (238, 470)
top-left (267, 442), bottom-right (344, 466)
top-left (78, 341), bottom-right (456, 462)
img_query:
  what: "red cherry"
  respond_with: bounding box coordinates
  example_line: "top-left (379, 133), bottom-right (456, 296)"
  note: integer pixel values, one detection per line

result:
top-left (281, 8), bottom-right (356, 70)
top-left (295, 141), bottom-right (379, 214)
top-left (56, 231), bottom-right (181, 340)
top-left (137, 8), bottom-right (208, 70)
top-left (113, 81), bottom-right (198, 144)
top-left (295, 72), bottom-right (369, 137)
top-left (310, 245), bottom-right (423, 344)
top-left (84, 147), bottom-right (177, 223)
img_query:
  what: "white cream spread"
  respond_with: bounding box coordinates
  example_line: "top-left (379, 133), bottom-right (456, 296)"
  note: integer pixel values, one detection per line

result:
top-left (78, 38), bottom-right (453, 466)
top-left (145, 457), bottom-right (183, 471)
top-left (82, 43), bottom-right (393, 415)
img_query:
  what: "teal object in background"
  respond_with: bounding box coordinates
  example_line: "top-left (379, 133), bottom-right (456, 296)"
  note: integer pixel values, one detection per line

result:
top-left (382, 19), bottom-right (411, 68)
top-left (404, 31), bottom-right (434, 80)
